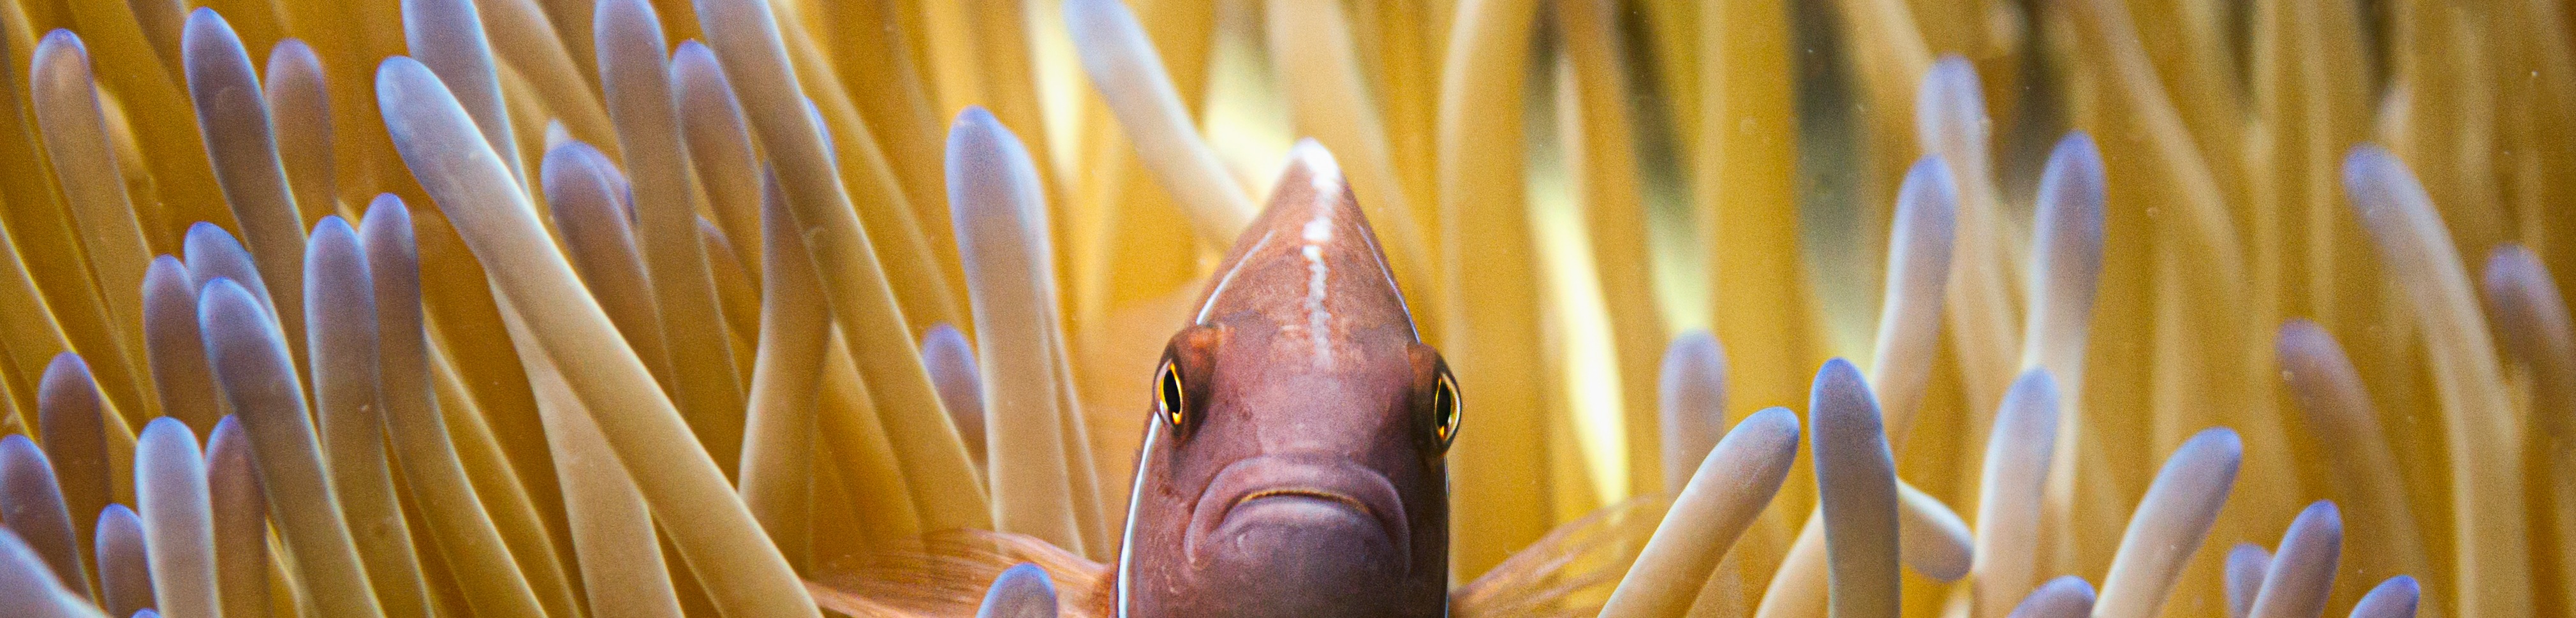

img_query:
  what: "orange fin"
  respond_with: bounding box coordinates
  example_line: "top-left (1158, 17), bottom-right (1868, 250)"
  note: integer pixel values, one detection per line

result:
top-left (807, 530), bottom-right (1114, 618)
top-left (1450, 495), bottom-right (1673, 618)
top-left (808, 500), bottom-right (1667, 618)
top-left (807, 580), bottom-right (927, 617)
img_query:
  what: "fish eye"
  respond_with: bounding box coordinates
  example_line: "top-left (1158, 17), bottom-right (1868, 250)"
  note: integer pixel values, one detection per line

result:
top-left (1431, 371), bottom-right (1461, 449)
top-left (1156, 359), bottom-right (1188, 429)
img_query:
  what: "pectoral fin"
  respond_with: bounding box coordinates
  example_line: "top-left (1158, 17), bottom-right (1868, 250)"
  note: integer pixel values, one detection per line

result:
top-left (808, 530), bottom-right (1113, 618)
top-left (1450, 496), bottom-right (1672, 618)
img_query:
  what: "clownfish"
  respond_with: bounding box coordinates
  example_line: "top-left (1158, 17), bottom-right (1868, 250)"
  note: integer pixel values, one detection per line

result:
top-left (1110, 140), bottom-right (1456, 617)
top-left (813, 139), bottom-right (1647, 618)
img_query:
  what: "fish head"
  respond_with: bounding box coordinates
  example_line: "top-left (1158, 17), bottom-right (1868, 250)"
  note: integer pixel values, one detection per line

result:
top-left (1115, 140), bottom-right (1455, 618)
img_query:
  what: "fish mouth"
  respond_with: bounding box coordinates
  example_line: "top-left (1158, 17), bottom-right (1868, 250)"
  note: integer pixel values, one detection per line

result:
top-left (1184, 454), bottom-right (1411, 572)
top-left (1233, 488), bottom-right (1374, 516)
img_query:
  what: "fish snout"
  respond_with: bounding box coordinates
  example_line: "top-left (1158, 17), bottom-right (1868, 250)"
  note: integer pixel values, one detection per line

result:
top-left (1185, 455), bottom-right (1412, 578)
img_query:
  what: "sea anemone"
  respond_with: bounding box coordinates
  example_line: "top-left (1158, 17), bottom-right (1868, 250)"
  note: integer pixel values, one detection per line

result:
top-left (0, 0), bottom-right (2558, 616)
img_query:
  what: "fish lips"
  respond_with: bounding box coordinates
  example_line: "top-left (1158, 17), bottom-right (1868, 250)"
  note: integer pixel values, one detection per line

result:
top-left (1184, 454), bottom-right (1412, 577)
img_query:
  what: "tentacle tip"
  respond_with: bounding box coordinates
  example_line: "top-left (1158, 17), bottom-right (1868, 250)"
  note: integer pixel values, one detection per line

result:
top-left (184, 221), bottom-right (235, 244)
top-left (149, 253), bottom-right (186, 274)
top-left (954, 105), bottom-right (1001, 131)
top-left (1899, 156), bottom-right (1961, 219)
top-left (210, 414), bottom-right (243, 439)
top-left (196, 277), bottom-right (258, 314)
top-left (1669, 329), bottom-right (1719, 351)
top-left (140, 416), bottom-right (195, 445)
top-left (37, 352), bottom-right (98, 408)
top-left (2379, 575), bottom-right (2417, 594)
top-left (1818, 357), bottom-right (1862, 385)
top-left (541, 139), bottom-right (610, 181)
top-left (2051, 131), bottom-right (2099, 159)
top-left (2339, 144), bottom-right (2410, 200)
top-left (2182, 427), bottom-right (2244, 460)
top-left (946, 107), bottom-right (1027, 170)
top-left (34, 29), bottom-right (82, 55)
top-left (1903, 155), bottom-right (1954, 191)
top-left (2040, 131), bottom-right (2101, 176)
top-left (1812, 358), bottom-right (1871, 406)
top-left (2040, 133), bottom-right (2106, 202)
top-left (543, 120), bottom-right (572, 149)
top-left (2355, 575), bottom-right (2421, 615)
top-left (2006, 368), bottom-right (2057, 402)
top-left (1742, 406), bottom-right (1800, 437)
top-left (980, 562), bottom-right (1061, 616)
top-left (2486, 243), bottom-right (2540, 270)
top-left (312, 214), bottom-right (357, 239)
top-left (1661, 331), bottom-right (1726, 376)
top-left (2285, 500), bottom-right (2344, 540)
top-left (923, 323), bottom-right (971, 354)
top-left (2277, 317), bottom-right (2322, 340)
top-left (269, 37), bottom-right (314, 58)
top-left (2343, 143), bottom-right (2397, 169)
top-left (360, 195), bottom-right (415, 246)
top-left (99, 502), bottom-right (136, 522)
top-left (596, 0), bottom-right (668, 41)
top-left (2273, 319), bottom-right (2348, 369)
top-left (2481, 244), bottom-right (2548, 301)
top-left (374, 55), bottom-right (440, 104)
top-left (2041, 575), bottom-right (2096, 601)
top-left (2061, 575), bottom-right (2097, 592)
top-left (1063, 0), bottom-right (1125, 25)
top-left (41, 351), bottom-right (87, 379)
top-left (368, 193), bottom-right (408, 214)
top-left (1917, 55), bottom-right (1985, 127)
top-left (2297, 499), bottom-right (2339, 523)
top-left (992, 561), bottom-right (1055, 591)
top-left (180, 7), bottom-right (242, 58)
